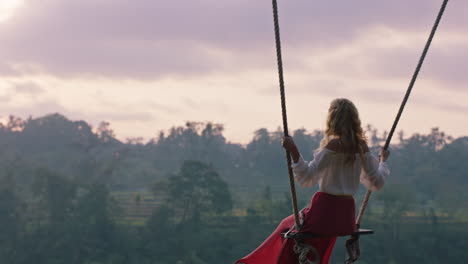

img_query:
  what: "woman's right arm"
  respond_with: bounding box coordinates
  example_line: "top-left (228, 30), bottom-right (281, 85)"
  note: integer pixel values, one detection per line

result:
top-left (360, 148), bottom-right (390, 191)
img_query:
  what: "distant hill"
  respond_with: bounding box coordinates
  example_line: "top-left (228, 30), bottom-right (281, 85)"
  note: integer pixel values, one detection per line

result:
top-left (0, 114), bottom-right (467, 201)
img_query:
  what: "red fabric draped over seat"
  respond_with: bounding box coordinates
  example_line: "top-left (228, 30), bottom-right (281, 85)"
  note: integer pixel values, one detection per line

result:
top-left (235, 192), bottom-right (356, 264)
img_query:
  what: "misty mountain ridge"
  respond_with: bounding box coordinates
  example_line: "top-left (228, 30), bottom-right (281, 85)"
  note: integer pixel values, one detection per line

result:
top-left (0, 113), bottom-right (466, 196)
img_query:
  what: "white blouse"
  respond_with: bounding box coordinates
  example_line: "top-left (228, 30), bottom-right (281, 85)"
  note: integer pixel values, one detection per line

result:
top-left (291, 148), bottom-right (390, 196)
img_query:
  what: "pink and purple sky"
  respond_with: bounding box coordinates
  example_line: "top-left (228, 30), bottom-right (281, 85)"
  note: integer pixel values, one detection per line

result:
top-left (0, 0), bottom-right (466, 143)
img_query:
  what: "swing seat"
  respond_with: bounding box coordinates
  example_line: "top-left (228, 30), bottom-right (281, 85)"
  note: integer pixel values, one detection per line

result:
top-left (282, 228), bottom-right (374, 240)
top-left (352, 228), bottom-right (374, 236)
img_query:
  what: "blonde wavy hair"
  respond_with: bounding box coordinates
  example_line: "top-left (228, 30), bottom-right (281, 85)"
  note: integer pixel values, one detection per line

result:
top-left (319, 98), bottom-right (367, 164)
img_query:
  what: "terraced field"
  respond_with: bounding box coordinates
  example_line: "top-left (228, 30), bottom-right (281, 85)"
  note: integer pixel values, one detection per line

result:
top-left (112, 192), bottom-right (162, 223)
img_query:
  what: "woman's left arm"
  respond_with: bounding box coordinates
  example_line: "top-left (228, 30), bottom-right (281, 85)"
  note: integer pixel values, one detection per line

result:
top-left (282, 136), bottom-right (327, 187)
top-left (281, 136), bottom-right (300, 162)
top-left (290, 151), bottom-right (328, 187)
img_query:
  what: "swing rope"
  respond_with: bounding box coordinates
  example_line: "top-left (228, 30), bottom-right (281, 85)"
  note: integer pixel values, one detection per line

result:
top-left (347, 0), bottom-right (449, 263)
top-left (271, 0), bottom-right (450, 263)
top-left (272, 0), bottom-right (301, 231)
top-left (354, 0), bottom-right (449, 229)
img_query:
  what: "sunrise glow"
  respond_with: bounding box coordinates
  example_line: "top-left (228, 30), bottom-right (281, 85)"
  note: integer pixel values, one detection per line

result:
top-left (0, 0), bottom-right (23, 23)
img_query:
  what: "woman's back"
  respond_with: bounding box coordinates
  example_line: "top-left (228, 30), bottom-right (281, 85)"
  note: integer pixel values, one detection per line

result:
top-left (292, 139), bottom-right (389, 196)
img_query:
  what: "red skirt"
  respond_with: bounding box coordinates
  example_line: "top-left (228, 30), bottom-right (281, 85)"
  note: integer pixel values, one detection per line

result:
top-left (235, 192), bottom-right (356, 264)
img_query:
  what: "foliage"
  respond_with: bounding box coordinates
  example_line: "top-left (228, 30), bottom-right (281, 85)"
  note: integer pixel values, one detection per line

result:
top-left (152, 160), bottom-right (233, 223)
top-left (0, 114), bottom-right (467, 263)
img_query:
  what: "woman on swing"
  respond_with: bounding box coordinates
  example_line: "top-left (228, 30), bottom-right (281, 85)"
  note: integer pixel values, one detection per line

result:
top-left (236, 98), bottom-right (390, 264)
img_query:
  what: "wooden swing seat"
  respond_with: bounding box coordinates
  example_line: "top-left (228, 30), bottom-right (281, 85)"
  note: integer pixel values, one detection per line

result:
top-left (282, 228), bottom-right (374, 240)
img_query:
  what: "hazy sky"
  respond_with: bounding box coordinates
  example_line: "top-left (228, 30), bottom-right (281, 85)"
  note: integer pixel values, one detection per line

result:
top-left (0, 0), bottom-right (467, 143)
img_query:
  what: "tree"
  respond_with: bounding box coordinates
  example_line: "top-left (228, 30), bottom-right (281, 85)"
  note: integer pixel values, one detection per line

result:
top-left (73, 182), bottom-right (121, 263)
top-left (6, 115), bottom-right (25, 132)
top-left (97, 121), bottom-right (117, 143)
top-left (153, 161), bottom-right (232, 223)
top-left (0, 171), bottom-right (22, 263)
top-left (376, 184), bottom-right (415, 241)
top-left (31, 168), bottom-right (77, 226)
top-left (143, 205), bottom-right (176, 263)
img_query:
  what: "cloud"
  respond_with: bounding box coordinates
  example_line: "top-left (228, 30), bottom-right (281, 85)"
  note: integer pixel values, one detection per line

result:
top-left (0, 81), bottom-right (44, 104)
top-left (356, 87), bottom-right (403, 104)
top-left (412, 94), bottom-right (468, 114)
top-left (12, 81), bottom-right (44, 95)
top-left (146, 102), bottom-right (181, 115)
top-left (0, 0), bottom-right (465, 144)
top-left (359, 31), bottom-right (468, 88)
top-left (0, 96), bottom-right (156, 125)
top-left (91, 111), bottom-right (154, 122)
top-left (0, 99), bottom-right (71, 118)
top-left (423, 44), bottom-right (468, 88)
top-left (0, 0), bottom-right (465, 80)
top-left (0, 94), bottom-right (11, 103)
top-left (0, 62), bottom-right (20, 76)
top-left (182, 97), bottom-right (229, 113)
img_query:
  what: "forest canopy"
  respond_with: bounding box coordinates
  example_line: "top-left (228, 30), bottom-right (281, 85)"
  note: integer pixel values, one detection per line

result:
top-left (0, 113), bottom-right (467, 263)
